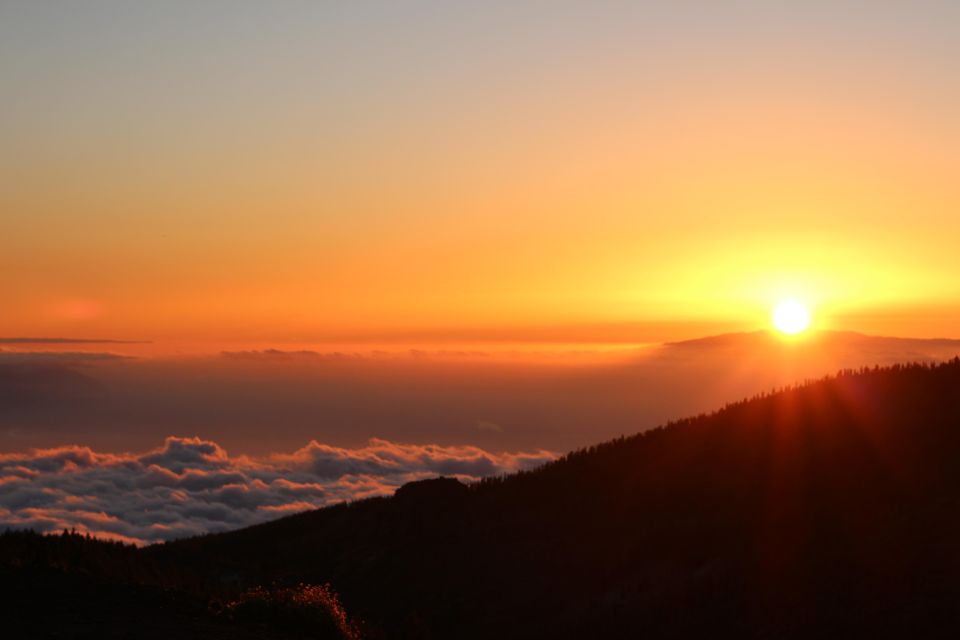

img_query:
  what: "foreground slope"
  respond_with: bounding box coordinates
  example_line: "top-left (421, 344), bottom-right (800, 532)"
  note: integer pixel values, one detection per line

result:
top-left (4, 360), bottom-right (960, 638)
top-left (154, 360), bottom-right (960, 638)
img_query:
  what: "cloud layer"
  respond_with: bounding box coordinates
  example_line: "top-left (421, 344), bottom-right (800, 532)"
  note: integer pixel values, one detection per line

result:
top-left (0, 437), bottom-right (555, 545)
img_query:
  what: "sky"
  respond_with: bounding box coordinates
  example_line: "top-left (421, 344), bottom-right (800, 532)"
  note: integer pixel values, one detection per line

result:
top-left (3, 1), bottom-right (960, 347)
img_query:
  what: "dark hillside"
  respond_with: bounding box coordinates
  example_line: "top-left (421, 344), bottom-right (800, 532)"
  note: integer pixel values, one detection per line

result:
top-left (5, 360), bottom-right (960, 638)
top-left (154, 360), bottom-right (960, 638)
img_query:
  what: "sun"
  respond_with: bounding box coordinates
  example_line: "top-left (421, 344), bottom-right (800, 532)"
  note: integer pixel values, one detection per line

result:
top-left (772, 299), bottom-right (811, 335)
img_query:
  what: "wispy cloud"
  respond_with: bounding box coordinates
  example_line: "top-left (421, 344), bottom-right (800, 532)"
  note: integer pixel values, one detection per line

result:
top-left (0, 352), bottom-right (131, 363)
top-left (220, 349), bottom-right (365, 361)
top-left (0, 338), bottom-right (148, 345)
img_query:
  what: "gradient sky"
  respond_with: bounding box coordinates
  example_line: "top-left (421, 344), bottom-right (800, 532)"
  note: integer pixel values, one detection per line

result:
top-left (3, 1), bottom-right (960, 347)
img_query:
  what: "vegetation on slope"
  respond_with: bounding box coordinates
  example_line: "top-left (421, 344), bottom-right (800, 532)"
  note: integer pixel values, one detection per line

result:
top-left (4, 360), bottom-right (960, 638)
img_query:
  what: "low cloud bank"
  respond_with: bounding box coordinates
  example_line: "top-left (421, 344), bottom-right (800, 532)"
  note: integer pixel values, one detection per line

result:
top-left (0, 437), bottom-right (555, 545)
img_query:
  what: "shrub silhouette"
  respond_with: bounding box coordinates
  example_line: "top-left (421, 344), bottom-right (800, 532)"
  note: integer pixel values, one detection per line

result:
top-left (224, 583), bottom-right (360, 639)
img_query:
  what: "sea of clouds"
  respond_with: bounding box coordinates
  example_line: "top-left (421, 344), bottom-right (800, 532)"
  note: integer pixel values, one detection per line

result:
top-left (0, 436), bottom-right (555, 545)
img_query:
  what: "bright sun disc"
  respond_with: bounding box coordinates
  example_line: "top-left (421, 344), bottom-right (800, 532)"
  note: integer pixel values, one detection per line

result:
top-left (772, 299), bottom-right (811, 335)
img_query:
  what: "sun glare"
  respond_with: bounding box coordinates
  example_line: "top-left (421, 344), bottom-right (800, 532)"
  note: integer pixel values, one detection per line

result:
top-left (772, 299), bottom-right (811, 335)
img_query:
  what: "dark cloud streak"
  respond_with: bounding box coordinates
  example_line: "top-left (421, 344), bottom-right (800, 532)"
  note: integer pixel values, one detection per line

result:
top-left (0, 338), bottom-right (149, 345)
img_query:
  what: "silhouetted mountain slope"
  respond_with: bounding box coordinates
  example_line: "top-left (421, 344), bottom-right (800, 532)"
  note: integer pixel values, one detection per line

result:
top-left (148, 359), bottom-right (960, 638)
top-left (6, 360), bottom-right (960, 638)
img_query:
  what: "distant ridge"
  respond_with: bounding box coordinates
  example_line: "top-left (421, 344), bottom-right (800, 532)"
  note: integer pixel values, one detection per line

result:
top-left (665, 328), bottom-right (960, 349)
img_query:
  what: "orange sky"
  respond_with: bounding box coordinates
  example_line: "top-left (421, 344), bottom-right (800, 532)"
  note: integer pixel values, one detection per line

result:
top-left (3, 2), bottom-right (960, 349)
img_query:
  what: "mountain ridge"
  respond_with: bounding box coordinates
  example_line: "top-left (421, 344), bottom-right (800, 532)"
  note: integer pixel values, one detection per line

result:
top-left (665, 328), bottom-right (960, 349)
top-left (5, 359), bottom-right (960, 638)
top-left (151, 358), bottom-right (960, 638)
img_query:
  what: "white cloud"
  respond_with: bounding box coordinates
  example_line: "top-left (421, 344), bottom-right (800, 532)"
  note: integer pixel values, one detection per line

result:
top-left (0, 436), bottom-right (555, 545)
